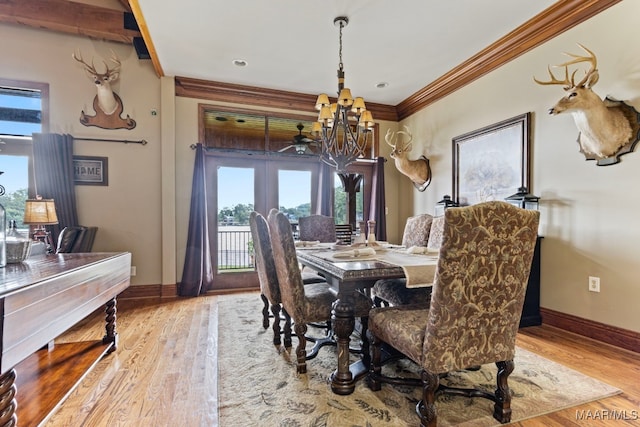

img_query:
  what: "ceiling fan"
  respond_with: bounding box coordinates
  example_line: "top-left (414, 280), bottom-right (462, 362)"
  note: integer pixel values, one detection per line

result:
top-left (278, 123), bottom-right (319, 154)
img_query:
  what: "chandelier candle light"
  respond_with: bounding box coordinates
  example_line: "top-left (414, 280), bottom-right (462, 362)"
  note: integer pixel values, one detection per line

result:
top-left (312, 17), bottom-right (374, 172)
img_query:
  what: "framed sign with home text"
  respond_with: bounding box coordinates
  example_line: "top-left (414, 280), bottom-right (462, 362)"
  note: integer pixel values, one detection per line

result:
top-left (73, 155), bottom-right (108, 186)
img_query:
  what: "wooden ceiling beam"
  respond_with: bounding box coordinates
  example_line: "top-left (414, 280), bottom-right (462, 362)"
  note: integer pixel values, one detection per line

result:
top-left (0, 0), bottom-right (139, 44)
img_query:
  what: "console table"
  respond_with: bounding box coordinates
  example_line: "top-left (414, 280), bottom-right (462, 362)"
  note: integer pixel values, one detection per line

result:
top-left (0, 252), bottom-right (131, 427)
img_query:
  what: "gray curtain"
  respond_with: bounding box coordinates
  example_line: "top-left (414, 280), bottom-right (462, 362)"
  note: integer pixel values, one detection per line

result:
top-left (32, 133), bottom-right (78, 244)
top-left (315, 160), bottom-right (333, 216)
top-left (370, 156), bottom-right (386, 241)
top-left (179, 143), bottom-right (214, 296)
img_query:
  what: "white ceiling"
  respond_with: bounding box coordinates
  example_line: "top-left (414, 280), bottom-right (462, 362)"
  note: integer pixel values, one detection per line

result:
top-left (137, 0), bottom-right (556, 106)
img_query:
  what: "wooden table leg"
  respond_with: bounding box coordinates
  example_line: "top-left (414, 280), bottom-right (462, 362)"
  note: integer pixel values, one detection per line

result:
top-left (330, 293), bottom-right (356, 395)
top-left (102, 297), bottom-right (118, 353)
top-left (0, 368), bottom-right (17, 427)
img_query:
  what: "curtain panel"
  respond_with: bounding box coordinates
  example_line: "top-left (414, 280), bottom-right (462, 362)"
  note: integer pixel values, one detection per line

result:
top-left (32, 133), bottom-right (78, 244)
top-left (179, 143), bottom-right (215, 296)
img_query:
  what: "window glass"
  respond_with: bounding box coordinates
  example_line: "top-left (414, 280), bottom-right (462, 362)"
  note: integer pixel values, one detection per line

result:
top-left (278, 169), bottom-right (311, 221)
top-left (0, 87), bottom-right (42, 137)
top-left (0, 84), bottom-right (42, 231)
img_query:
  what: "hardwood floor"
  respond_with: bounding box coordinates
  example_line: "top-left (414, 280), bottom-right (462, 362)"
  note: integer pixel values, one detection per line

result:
top-left (37, 293), bottom-right (639, 426)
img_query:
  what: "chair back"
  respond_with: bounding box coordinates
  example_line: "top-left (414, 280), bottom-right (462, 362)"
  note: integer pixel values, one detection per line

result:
top-left (267, 209), bottom-right (306, 321)
top-left (423, 201), bottom-right (539, 373)
top-left (401, 214), bottom-right (433, 247)
top-left (56, 226), bottom-right (98, 253)
top-left (298, 214), bottom-right (336, 242)
top-left (426, 216), bottom-right (444, 251)
top-left (249, 211), bottom-right (280, 304)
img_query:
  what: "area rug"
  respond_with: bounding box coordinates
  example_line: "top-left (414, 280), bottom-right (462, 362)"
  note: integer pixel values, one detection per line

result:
top-left (217, 294), bottom-right (620, 426)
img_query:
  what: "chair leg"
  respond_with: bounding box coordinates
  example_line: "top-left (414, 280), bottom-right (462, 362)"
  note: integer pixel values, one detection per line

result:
top-left (493, 360), bottom-right (514, 423)
top-left (260, 293), bottom-right (269, 329)
top-left (417, 370), bottom-right (439, 427)
top-left (367, 332), bottom-right (382, 391)
top-left (294, 322), bottom-right (308, 374)
top-left (360, 316), bottom-right (370, 368)
top-left (282, 309), bottom-right (292, 348)
top-left (270, 303), bottom-right (281, 346)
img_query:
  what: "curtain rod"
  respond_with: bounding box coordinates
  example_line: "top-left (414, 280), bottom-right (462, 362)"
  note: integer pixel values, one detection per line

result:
top-left (75, 137), bottom-right (148, 145)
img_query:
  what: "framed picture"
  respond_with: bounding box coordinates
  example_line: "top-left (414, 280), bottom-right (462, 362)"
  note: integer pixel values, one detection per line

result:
top-left (73, 155), bottom-right (108, 186)
top-left (452, 112), bottom-right (530, 206)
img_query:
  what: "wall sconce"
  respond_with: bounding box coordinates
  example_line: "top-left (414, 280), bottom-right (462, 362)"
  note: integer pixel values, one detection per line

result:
top-left (435, 195), bottom-right (459, 217)
top-left (505, 187), bottom-right (540, 210)
top-left (23, 196), bottom-right (58, 253)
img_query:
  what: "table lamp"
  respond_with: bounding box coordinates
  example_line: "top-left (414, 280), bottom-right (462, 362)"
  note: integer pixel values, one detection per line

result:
top-left (23, 196), bottom-right (58, 253)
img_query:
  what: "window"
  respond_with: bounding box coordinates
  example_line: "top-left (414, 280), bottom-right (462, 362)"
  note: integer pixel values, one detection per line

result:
top-left (0, 79), bottom-right (48, 229)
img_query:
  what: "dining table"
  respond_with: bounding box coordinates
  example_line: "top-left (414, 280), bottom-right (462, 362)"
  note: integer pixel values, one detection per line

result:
top-left (295, 242), bottom-right (438, 395)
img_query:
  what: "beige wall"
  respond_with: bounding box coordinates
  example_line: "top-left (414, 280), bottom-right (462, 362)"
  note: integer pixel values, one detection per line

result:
top-left (3, 1), bottom-right (639, 332)
top-left (402, 1), bottom-right (640, 332)
top-left (1, 23), bottom-right (162, 287)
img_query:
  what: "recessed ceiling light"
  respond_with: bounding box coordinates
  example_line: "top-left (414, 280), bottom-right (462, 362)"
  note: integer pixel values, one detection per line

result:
top-left (215, 116), bottom-right (228, 121)
top-left (232, 59), bottom-right (248, 67)
top-left (375, 82), bottom-right (389, 89)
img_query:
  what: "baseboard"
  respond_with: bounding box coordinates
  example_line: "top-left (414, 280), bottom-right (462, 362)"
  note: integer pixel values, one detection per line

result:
top-left (119, 284), bottom-right (177, 299)
top-left (541, 307), bottom-right (640, 353)
top-left (119, 284), bottom-right (257, 299)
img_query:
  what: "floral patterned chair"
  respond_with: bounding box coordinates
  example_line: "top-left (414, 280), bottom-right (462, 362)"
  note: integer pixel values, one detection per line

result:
top-left (268, 209), bottom-right (373, 374)
top-left (367, 201), bottom-right (540, 426)
top-left (372, 214), bottom-right (434, 307)
top-left (250, 212), bottom-right (325, 346)
top-left (298, 214), bottom-right (337, 243)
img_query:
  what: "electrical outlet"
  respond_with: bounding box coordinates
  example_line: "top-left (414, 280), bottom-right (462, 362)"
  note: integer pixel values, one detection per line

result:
top-left (588, 276), bottom-right (600, 292)
top-left (130, 266), bottom-right (137, 277)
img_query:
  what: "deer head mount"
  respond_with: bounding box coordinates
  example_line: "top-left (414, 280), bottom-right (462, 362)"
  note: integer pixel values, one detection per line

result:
top-left (73, 50), bottom-right (136, 130)
top-left (385, 126), bottom-right (431, 191)
top-left (534, 43), bottom-right (640, 166)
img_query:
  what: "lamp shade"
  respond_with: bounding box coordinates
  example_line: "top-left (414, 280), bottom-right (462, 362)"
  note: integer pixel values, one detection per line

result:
top-left (23, 198), bottom-right (59, 225)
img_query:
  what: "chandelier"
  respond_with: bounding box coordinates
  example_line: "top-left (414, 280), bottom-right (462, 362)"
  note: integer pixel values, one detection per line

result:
top-left (312, 17), bottom-right (374, 172)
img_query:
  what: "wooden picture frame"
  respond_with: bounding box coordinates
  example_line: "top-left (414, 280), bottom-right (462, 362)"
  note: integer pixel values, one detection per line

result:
top-left (452, 112), bottom-right (530, 206)
top-left (73, 155), bottom-right (108, 186)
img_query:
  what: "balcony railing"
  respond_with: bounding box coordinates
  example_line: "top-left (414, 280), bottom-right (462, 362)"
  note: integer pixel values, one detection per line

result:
top-left (217, 226), bottom-right (253, 271)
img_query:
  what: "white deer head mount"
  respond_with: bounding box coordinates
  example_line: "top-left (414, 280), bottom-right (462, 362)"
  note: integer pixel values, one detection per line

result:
top-left (534, 43), bottom-right (640, 166)
top-left (385, 125), bottom-right (431, 191)
top-left (73, 49), bottom-right (136, 130)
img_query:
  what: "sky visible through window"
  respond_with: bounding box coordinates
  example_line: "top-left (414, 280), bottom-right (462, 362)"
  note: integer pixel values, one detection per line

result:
top-left (0, 157), bottom-right (28, 193)
top-left (217, 168), bottom-right (312, 210)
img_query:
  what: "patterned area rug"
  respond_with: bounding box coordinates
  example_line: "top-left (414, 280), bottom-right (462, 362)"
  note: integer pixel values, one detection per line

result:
top-left (217, 294), bottom-right (620, 426)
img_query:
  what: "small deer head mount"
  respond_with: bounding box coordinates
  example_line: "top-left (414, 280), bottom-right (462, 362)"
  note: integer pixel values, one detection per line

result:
top-left (534, 43), bottom-right (640, 166)
top-left (73, 49), bottom-right (136, 130)
top-left (385, 125), bottom-right (431, 191)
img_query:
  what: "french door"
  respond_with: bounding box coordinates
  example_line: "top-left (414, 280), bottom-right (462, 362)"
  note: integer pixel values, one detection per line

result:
top-left (207, 153), bottom-right (319, 290)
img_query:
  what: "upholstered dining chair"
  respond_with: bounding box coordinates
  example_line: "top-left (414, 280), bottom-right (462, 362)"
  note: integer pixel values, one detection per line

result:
top-left (298, 214), bottom-right (337, 243)
top-left (250, 212), bottom-right (325, 346)
top-left (367, 201), bottom-right (540, 426)
top-left (268, 209), bottom-right (373, 374)
top-left (372, 213), bottom-right (434, 307)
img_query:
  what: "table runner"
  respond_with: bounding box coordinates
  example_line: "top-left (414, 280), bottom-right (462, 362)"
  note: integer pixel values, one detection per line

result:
top-left (308, 248), bottom-right (438, 288)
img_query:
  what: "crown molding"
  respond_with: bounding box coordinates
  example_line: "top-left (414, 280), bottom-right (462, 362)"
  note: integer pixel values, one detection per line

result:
top-left (175, 77), bottom-right (399, 122)
top-left (396, 0), bottom-right (622, 119)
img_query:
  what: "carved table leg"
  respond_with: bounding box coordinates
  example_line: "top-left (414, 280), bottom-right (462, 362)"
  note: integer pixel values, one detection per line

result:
top-left (102, 297), bottom-right (118, 353)
top-left (0, 368), bottom-right (17, 427)
top-left (330, 293), bottom-right (356, 395)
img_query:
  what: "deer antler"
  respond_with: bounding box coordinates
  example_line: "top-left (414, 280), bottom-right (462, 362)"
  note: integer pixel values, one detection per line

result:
top-left (385, 128), bottom-right (397, 148)
top-left (72, 49), bottom-right (98, 74)
top-left (534, 43), bottom-right (598, 90)
top-left (396, 126), bottom-right (413, 152)
top-left (104, 50), bottom-right (121, 74)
